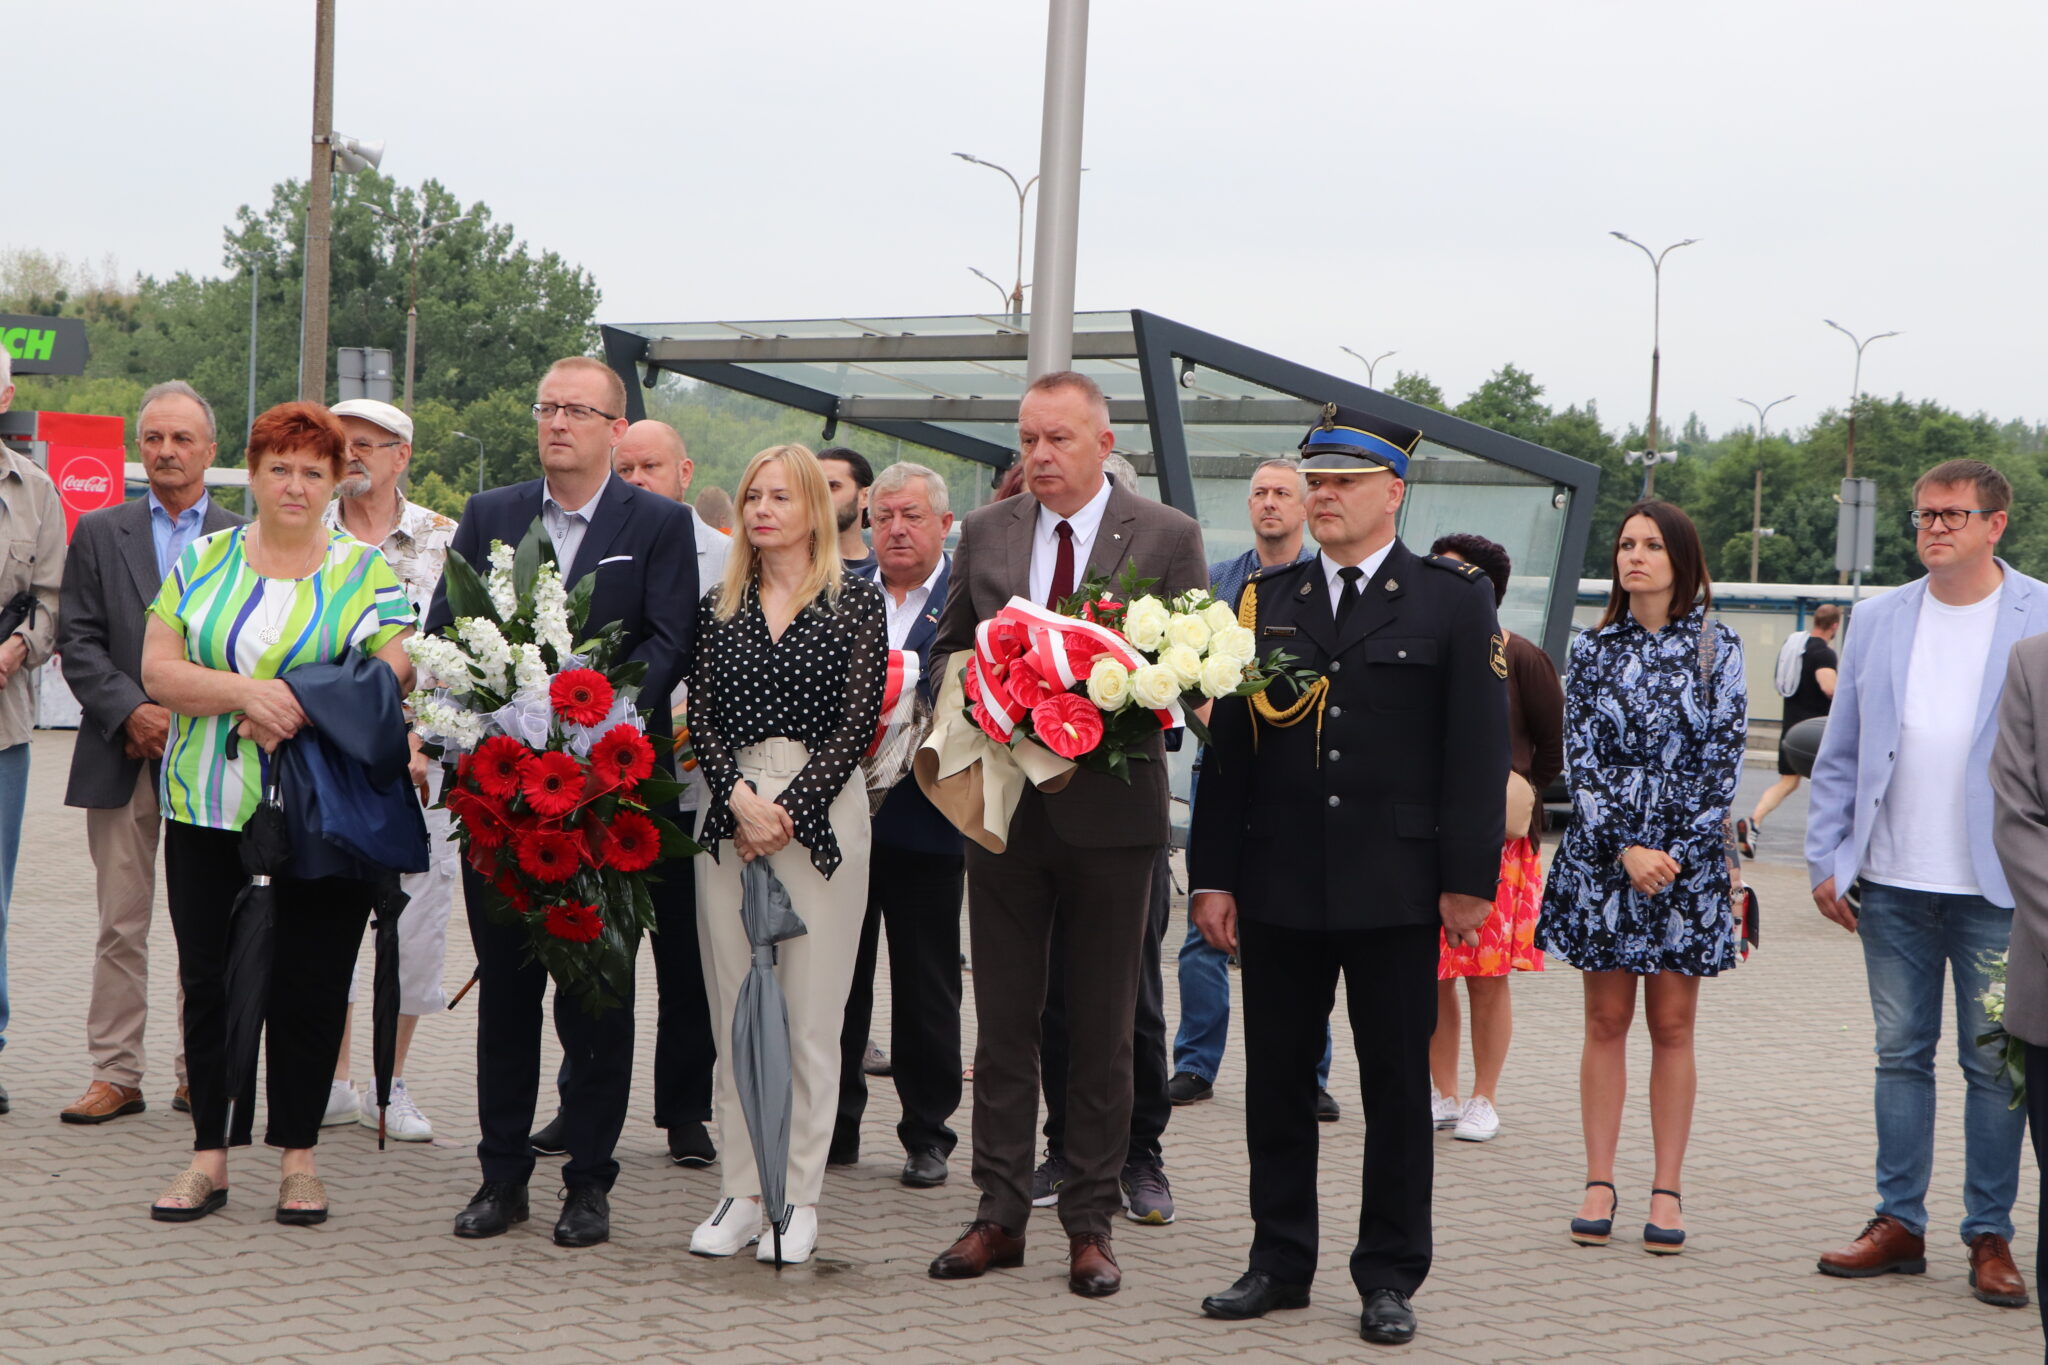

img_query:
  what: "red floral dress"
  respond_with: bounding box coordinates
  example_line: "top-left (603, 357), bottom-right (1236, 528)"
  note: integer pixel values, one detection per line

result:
top-left (1440, 838), bottom-right (1546, 979)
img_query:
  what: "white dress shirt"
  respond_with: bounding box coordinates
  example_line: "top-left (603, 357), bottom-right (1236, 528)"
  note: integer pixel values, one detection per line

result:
top-left (1319, 542), bottom-right (1395, 618)
top-left (542, 470), bottom-right (612, 571)
top-left (1028, 477), bottom-right (1114, 606)
top-left (881, 556), bottom-right (948, 650)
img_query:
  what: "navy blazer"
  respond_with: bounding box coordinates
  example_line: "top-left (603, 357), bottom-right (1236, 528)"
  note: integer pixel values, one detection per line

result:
top-left (424, 476), bottom-right (697, 731)
top-left (866, 558), bottom-right (964, 857)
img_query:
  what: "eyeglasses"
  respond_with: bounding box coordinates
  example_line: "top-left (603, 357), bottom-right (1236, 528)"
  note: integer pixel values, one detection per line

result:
top-left (346, 439), bottom-right (403, 454)
top-left (531, 402), bottom-right (619, 423)
top-left (1908, 508), bottom-right (1997, 531)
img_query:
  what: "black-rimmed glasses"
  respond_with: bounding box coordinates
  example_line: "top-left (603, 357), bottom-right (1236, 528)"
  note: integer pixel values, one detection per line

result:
top-left (531, 402), bottom-right (620, 423)
top-left (1908, 508), bottom-right (1997, 531)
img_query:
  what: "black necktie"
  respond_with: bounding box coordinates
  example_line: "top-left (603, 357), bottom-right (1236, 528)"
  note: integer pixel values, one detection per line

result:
top-left (1334, 565), bottom-right (1363, 633)
top-left (1048, 520), bottom-right (1075, 607)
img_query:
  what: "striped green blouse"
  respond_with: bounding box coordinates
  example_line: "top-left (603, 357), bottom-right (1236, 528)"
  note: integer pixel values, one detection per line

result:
top-left (150, 525), bottom-right (414, 831)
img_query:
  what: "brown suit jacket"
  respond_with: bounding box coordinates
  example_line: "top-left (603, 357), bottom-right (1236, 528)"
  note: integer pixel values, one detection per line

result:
top-left (935, 481), bottom-right (1207, 848)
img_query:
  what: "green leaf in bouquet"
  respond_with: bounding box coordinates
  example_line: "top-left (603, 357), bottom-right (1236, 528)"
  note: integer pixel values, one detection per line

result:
top-left (1183, 709), bottom-right (1214, 747)
top-left (650, 811), bottom-right (704, 860)
top-left (440, 551), bottom-right (499, 626)
top-left (565, 570), bottom-right (597, 639)
top-left (609, 657), bottom-right (649, 690)
top-left (514, 518), bottom-right (553, 605)
top-left (633, 773), bottom-right (688, 807)
top-left (1115, 561), bottom-right (1162, 602)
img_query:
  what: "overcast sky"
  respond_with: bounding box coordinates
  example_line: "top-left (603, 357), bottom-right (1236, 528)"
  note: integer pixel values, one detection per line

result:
top-left (14, 0), bottom-right (2046, 439)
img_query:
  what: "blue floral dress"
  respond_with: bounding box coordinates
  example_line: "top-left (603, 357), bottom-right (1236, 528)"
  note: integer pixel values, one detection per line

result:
top-left (1535, 606), bottom-right (1747, 976)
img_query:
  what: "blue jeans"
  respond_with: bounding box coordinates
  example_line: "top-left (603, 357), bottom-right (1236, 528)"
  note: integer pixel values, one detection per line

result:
top-left (1857, 880), bottom-right (2026, 1244)
top-left (0, 742), bottom-right (28, 1054)
top-left (1174, 915), bottom-right (1331, 1087)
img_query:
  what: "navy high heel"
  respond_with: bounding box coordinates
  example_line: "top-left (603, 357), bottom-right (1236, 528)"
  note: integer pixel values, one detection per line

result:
top-left (1569, 1180), bottom-right (1617, 1246)
top-left (1644, 1188), bottom-right (1686, 1254)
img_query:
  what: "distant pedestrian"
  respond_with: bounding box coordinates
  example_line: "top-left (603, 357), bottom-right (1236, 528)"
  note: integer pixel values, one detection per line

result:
top-left (1536, 499), bottom-right (1745, 1256)
top-left (1427, 533), bottom-right (1562, 1146)
top-left (1809, 459), bottom-right (2043, 1309)
top-left (695, 484), bottom-right (734, 535)
top-left (1737, 602), bottom-right (1839, 856)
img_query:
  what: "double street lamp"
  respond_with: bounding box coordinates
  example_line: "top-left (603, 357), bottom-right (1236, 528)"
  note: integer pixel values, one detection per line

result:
top-left (452, 430), bottom-right (484, 495)
top-left (1823, 318), bottom-right (1900, 480)
top-left (1339, 346), bottom-right (1397, 389)
top-left (369, 205), bottom-right (473, 414)
top-left (1738, 394), bottom-right (1796, 582)
top-left (1610, 231), bottom-right (1698, 495)
top-left (953, 152), bottom-right (1038, 325)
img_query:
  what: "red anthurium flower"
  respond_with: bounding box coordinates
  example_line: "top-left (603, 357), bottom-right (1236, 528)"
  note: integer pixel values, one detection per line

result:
top-left (601, 810), bottom-right (662, 873)
top-left (471, 735), bottom-right (533, 800)
top-left (543, 901), bottom-right (604, 943)
top-left (522, 750), bottom-right (586, 818)
top-left (550, 669), bottom-right (615, 727)
top-left (589, 724), bottom-right (656, 790)
top-left (515, 827), bottom-right (584, 884)
top-left (1005, 656), bottom-right (1060, 709)
top-left (1032, 692), bottom-right (1105, 760)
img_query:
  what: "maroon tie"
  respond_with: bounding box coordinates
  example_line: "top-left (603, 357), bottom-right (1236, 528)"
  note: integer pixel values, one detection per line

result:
top-left (1048, 520), bottom-right (1075, 608)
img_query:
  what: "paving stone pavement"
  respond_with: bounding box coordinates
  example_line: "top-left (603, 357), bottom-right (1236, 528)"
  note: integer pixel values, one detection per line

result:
top-left (0, 730), bottom-right (2040, 1364)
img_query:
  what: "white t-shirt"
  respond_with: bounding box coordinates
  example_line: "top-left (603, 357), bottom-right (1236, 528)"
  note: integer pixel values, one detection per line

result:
top-left (1863, 587), bottom-right (2002, 894)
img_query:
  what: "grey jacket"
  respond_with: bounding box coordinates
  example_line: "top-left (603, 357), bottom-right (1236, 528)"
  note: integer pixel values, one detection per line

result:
top-left (59, 493), bottom-right (242, 809)
top-left (1994, 633), bottom-right (2048, 1045)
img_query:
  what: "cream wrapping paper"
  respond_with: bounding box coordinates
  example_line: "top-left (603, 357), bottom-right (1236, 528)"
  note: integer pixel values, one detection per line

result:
top-left (913, 650), bottom-right (1074, 853)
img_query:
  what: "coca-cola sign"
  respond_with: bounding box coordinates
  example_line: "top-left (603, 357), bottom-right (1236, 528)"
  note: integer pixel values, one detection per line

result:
top-left (49, 446), bottom-right (123, 539)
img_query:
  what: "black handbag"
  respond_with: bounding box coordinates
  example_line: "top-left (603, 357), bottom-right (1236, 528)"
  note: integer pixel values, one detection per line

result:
top-left (0, 587), bottom-right (38, 641)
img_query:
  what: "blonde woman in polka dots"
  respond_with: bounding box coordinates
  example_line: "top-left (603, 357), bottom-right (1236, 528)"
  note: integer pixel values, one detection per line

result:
top-left (685, 443), bottom-right (888, 1266)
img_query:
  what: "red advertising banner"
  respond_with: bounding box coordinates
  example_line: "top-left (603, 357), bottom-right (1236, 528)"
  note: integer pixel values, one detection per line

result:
top-left (48, 445), bottom-right (123, 537)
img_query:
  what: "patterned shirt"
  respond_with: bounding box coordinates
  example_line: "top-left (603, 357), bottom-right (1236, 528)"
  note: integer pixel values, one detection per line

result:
top-left (1209, 545), bottom-right (1316, 608)
top-left (323, 493), bottom-right (458, 623)
top-left (151, 526), bottom-right (414, 831)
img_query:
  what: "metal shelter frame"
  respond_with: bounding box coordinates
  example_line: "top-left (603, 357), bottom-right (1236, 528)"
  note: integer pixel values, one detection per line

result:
top-left (600, 310), bottom-right (1600, 663)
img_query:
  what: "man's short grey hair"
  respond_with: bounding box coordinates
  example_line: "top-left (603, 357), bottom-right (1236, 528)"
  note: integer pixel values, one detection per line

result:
top-left (1103, 451), bottom-right (1141, 494)
top-left (137, 380), bottom-right (217, 443)
top-left (1250, 456), bottom-right (1302, 484)
top-left (870, 460), bottom-right (950, 516)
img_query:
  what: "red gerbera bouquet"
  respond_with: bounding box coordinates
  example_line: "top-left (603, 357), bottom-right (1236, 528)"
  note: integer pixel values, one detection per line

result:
top-left (406, 523), bottom-right (697, 1012)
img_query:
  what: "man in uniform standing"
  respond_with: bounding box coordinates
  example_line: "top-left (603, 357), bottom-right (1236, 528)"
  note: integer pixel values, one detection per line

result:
top-left (1189, 405), bottom-right (1506, 1346)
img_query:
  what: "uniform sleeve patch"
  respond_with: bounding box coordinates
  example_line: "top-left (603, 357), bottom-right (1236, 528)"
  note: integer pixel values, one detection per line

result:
top-left (1490, 631), bottom-right (1509, 679)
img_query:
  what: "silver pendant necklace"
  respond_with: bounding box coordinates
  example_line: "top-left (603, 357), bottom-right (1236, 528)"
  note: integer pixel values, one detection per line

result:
top-left (249, 528), bottom-right (320, 646)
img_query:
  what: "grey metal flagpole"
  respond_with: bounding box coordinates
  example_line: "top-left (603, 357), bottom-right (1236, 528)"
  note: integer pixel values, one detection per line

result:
top-left (1025, 0), bottom-right (1089, 381)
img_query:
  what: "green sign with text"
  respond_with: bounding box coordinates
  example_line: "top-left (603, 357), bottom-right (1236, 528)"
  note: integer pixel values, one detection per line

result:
top-left (0, 315), bottom-right (89, 376)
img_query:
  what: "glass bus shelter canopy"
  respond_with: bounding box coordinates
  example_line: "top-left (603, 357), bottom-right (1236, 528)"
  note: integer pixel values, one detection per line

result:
top-left (600, 310), bottom-right (1600, 660)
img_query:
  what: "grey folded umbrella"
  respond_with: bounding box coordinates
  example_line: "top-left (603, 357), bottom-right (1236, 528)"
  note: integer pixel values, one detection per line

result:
top-left (733, 858), bottom-right (808, 1266)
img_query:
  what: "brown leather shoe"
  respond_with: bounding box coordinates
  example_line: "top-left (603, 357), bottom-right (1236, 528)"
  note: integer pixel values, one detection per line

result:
top-left (929, 1220), bottom-right (1025, 1279)
top-left (1817, 1215), bottom-right (1927, 1278)
top-left (172, 1086), bottom-right (192, 1114)
top-left (61, 1082), bottom-right (146, 1124)
top-left (1969, 1233), bottom-right (2029, 1307)
top-left (1068, 1232), bottom-right (1121, 1297)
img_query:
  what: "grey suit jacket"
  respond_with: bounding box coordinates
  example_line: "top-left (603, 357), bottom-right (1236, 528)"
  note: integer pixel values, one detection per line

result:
top-left (1992, 632), bottom-right (2048, 1044)
top-left (59, 494), bottom-right (244, 809)
top-left (934, 481), bottom-right (1206, 848)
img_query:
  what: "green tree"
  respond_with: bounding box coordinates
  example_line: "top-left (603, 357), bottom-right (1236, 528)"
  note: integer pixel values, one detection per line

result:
top-left (1385, 370), bottom-right (1445, 411)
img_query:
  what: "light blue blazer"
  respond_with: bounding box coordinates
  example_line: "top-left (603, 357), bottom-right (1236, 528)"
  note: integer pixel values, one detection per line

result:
top-left (1806, 560), bottom-right (2048, 908)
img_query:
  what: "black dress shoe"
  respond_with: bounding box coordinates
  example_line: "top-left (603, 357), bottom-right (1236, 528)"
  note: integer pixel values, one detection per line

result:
top-left (1359, 1288), bottom-right (1417, 1345)
top-left (1316, 1089), bottom-right (1341, 1122)
top-left (1201, 1270), bottom-right (1311, 1320)
top-left (452, 1181), bottom-right (529, 1239)
top-left (529, 1110), bottom-right (568, 1157)
top-left (668, 1124), bottom-right (717, 1168)
top-left (554, 1187), bottom-right (611, 1247)
top-left (901, 1147), bottom-right (949, 1188)
top-left (1167, 1071), bottom-right (1213, 1106)
top-left (0, 1081), bottom-right (9, 1115)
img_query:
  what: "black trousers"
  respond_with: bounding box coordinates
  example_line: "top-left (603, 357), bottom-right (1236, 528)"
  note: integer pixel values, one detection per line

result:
top-left (164, 819), bottom-right (371, 1152)
top-left (833, 843), bottom-right (967, 1157)
top-left (466, 863), bottom-right (634, 1192)
top-left (1040, 845), bottom-right (1172, 1162)
top-left (2027, 1041), bottom-right (2048, 1351)
top-left (553, 810), bottom-right (715, 1129)
top-left (1239, 917), bottom-right (1438, 1296)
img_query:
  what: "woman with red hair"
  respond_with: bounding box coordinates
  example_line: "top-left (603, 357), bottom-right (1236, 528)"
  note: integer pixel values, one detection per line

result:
top-left (140, 402), bottom-right (417, 1227)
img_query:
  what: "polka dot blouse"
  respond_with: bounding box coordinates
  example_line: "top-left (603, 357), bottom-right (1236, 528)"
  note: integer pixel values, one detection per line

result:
top-left (691, 574), bottom-right (888, 879)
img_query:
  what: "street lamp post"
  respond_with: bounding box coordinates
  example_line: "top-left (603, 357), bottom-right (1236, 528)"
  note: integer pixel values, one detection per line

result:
top-left (1738, 394), bottom-right (1796, 582)
top-left (371, 206), bottom-right (473, 415)
top-left (953, 153), bottom-right (1039, 325)
top-left (1610, 231), bottom-right (1698, 495)
top-left (1823, 319), bottom-right (1901, 480)
top-left (1339, 346), bottom-right (1397, 389)
top-left (452, 430), bottom-right (484, 495)
top-left (236, 249), bottom-right (273, 443)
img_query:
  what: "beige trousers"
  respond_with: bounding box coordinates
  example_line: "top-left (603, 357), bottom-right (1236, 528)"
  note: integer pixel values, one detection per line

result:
top-left (695, 738), bottom-right (869, 1208)
top-left (85, 770), bottom-right (184, 1088)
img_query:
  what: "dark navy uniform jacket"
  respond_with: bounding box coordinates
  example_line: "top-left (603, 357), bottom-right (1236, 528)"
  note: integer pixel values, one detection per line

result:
top-left (1188, 539), bottom-right (1509, 932)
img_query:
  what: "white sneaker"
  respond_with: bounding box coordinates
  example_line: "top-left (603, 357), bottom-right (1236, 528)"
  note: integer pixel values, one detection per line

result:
top-left (758, 1205), bottom-right (818, 1265)
top-left (320, 1079), bottom-right (360, 1127)
top-left (1454, 1096), bottom-right (1500, 1142)
top-left (1430, 1089), bottom-right (1460, 1131)
top-left (689, 1197), bottom-right (762, 1257)
top-left (358, 1079), bottom-right (433, 1142)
